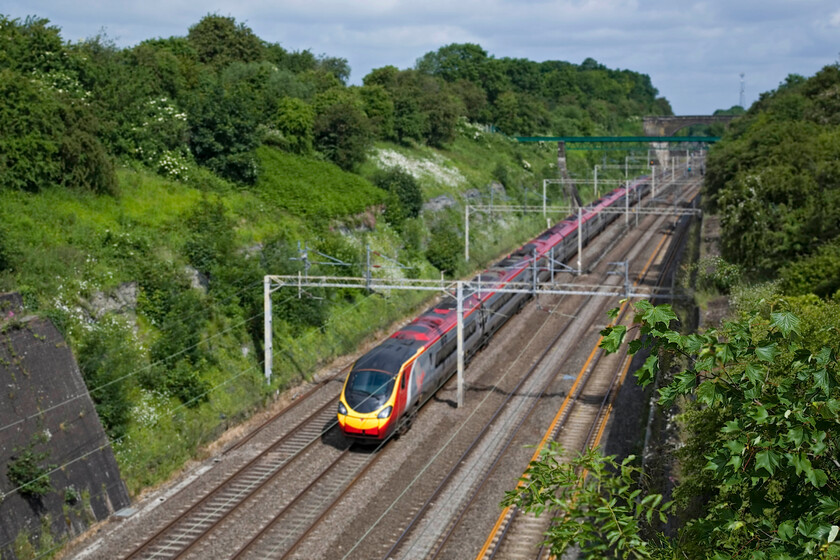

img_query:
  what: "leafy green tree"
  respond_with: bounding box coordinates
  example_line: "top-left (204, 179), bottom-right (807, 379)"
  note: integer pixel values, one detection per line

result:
top-left (274, 97), bottom-right (315, 154)
top-left (187, 77), bottom-right (259, 184)
top-left (780, 237), bottom-right (840, 297)
top-left (360, 84), bottom-right (395, 140)
top-left (313, 101), bottom-right (371, 171)
top-left (187, 14), bottom-right (263, 68)
top-left (373, 168), bottom-right (422, 230)
top-left (598, 300), bottom-right (840, 559)
top-left (416, 43), bottom-right (489, 83)
top-left (317, 54), bottom-right (350, 85)
top-left (0, 15), bottom-right (65, 74)
top-left (0, 69), bottom-right (63, 191)
top-left (426, 218), bottom-right (464, 276)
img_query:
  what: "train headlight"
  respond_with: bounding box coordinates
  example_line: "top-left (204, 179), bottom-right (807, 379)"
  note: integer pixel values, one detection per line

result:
top-left (338, 401), bottom-right (347, 415)
top-left (377, 406), bottom-right (392, 419)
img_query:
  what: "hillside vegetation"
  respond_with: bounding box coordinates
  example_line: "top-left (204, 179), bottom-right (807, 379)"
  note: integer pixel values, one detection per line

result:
top-left (0, 13), bottom-right (664, 501)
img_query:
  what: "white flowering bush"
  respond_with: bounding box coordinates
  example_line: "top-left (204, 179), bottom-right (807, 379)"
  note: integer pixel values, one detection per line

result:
top-left (158, 150), bottom-right (191, 181)
top-left (129, 96), bottom-right (192, 176)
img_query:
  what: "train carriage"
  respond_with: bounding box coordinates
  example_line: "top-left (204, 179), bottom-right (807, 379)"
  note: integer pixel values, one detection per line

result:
top-left (337, 178), bottom-right (650, 441)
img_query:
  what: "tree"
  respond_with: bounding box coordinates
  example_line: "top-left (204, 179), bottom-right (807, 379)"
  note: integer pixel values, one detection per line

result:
top-left (274, 97), bottom-right (315, 154)
top-left (373, 168), bottom-right (422, 230)
top-left (415, 43), bottom-right (489, 83)
top-left (596, 300), bottom-right (840, 559)
top-left (187, 14), bottom-right (263, 68)
top-left (187, 77), bottom-right (260, 184)
top-left (313, 101), bottom-right (371, 171)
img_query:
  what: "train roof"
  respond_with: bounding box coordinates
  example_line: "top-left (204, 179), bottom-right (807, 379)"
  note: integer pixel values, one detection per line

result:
top-left (354, 337), bottom-right (422, 375)
top-left (379, 181), bottom-right (644, 351)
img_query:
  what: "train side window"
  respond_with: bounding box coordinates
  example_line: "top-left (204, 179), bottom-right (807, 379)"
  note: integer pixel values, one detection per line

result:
top-left (436, 335), bottom-right (457, 367)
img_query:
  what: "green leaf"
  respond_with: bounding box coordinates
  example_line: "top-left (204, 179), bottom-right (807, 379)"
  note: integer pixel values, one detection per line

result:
top-left (606, 306), bottom-right (620, 320)
top-left (749, 405), bottom-right (769, 424)
top-left (814, 346), bottom-right (832, 366)
top-left (722, 420), bottom-right (741, 433)
top-left (744, 362), bottom-right (766, 385)
top-left (755, 343), bottom-right (778, 362)
top-left (787, 451), bottom-right (812, 476)
top-left (829, 525), bottom-right (839, 543)
top-left (786, 426), bottom-right (805, 447)
top-left (716, 343), bottom-right (736, 365)
top-left (807, 468), bottom-right (828, 488)
top-left (684, 334), bottom-right (706, 353)
top-left (697, 381), bottom-right (719, 405)
top-left (813, 368), bottom-right (830, 396)
top-left (600, 325), bottom-right (627, 353)
top-left (755, 449), bottom-right (779, 476)
top-left (778, 520), bottom-right (796, 541)
top-left (725, 439), bottom-right (746, 455)
top-left (643, 303), bottom-right (677, 327)
top-left (770, 311), bottom-right (801, 336)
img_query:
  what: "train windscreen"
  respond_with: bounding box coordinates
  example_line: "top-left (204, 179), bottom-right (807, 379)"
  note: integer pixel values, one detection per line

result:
top-left (345, 369), bottom-right (395, 413)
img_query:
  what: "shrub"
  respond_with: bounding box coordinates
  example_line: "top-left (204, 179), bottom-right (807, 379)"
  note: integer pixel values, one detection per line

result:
top-left (274, 97), bottom-right (314, 155)
top-left (694, 256), bottom-right (741, 294)
top-left (373, 167), bottom-right (423, 230)
top-left (780, 237), bottom-right (840, 298)
top-left (7, 435), bottom-right (54, 498)
top-left (77, 318), bottom-right (141, 439)
top-left (426, 219), bottom-right (464, 277)
top-left (313, 101), bottom-right (372, 171)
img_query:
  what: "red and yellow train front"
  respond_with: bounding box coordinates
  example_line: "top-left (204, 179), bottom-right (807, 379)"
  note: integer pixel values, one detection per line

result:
top-left (337, 367), bottom-right (404, 440)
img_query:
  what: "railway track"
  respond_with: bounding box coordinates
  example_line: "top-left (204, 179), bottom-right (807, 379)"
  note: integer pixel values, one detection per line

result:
top-left (120, 367), bottom-right (351, 560)
top-left (82, 171), bottom-right (700, 560)
top-left (478, 186), bottom-right (701, 560)
top-left (387, 194), bottom-right (678, 560)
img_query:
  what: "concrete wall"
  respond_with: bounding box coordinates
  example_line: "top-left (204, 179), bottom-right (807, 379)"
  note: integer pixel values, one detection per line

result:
top-left (0, 294), bottom-right (130, 558)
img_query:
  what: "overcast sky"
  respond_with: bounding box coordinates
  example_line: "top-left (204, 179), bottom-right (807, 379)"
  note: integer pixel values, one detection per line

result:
top-left (4, 1), bottom-right (839, 115)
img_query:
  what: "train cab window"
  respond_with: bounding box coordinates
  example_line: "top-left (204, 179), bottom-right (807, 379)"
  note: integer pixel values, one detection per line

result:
top-left (345, 369), bottom-right (395, 413)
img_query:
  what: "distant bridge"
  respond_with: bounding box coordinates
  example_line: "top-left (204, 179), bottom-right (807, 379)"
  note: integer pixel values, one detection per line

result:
top-left (642, 115), bottom-right (737, 136)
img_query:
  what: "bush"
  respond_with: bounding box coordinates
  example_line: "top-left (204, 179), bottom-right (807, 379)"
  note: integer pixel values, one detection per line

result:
top-left (779, 237), bottom-right (840, 297)
top-left (373, 168), bottom-right (423, 230)
top-left (694, 256), bottom-right (741, 294)
top-left (7, 435), bottom-right (54, 498)
top-left (274, 97), bottom-right (314, 155)
top-left (77, 318), bottom-right (141, 439)
top-left (426, 219), bottom-right (464, 277)
top-left (313, 102), bottom-right (372, 171)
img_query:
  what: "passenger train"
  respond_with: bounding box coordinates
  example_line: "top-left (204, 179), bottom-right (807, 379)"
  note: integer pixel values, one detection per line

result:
top-left (337, 177), bottom-right (651, 441)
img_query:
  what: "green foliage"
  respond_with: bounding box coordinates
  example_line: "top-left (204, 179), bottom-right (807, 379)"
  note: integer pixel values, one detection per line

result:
top-left (313, 101), bottom-right (372, 170)
top-left (360, 84), bottom-right (395, 140)
top-left (183, 198), bottom-right (236, 277)
top-left (599, 300), bottom-right (840, 558)
top-left (255, 146), bottom-right (384, 219)
top-left (187, 76), bottom-right (259, 184)
top-left (77, 318), bottom-right (141, 439)
top-left (0, 68), bottom-right (63, 191)
top-left (694, 256), bottom-right (742, 294)
top-left (373, 168), bottom-right (423, 230)
top-left (779, 236), bottom-right (840, 297)
top-left (273, 97), bottom-right (315, 154)
top-left (187, 14), bottom-right (263, 68)
top-left (426, 217), bottom-right (465, 276)
top-left (705, 63), bottom-right (840, 276)
top-left (503, 445), bottom-right (670, 559)
top-left (7, 434), bottom-right (55, 498)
